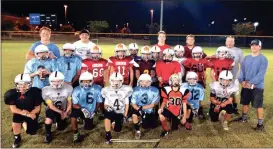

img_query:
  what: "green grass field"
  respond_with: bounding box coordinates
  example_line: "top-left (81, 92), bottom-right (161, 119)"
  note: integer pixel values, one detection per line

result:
top-left (1, 41), bottom-right (273, 148)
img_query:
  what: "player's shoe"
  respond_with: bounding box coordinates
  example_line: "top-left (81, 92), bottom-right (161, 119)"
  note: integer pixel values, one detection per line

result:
top-left (73, 133), bottom-right (83, 143)
top-left (184, 122), bottom-right (192, 130)
top-left (12, 137), bottom-right (21, 148)
top-left (105, 135), bottom-right (112, 144)
top-left (254, 124), bottom-right (264, 131)
top-left (219, 110), bottom-right (226, 123)
top-left (231, 116), bottom-right (248, 123)
top-left (44, 134), bottom-right (52, 143)
top-left (222, 121), bottom-right (229, 131)
top-left (135, 130), bottom-right (141, 139)
top-left (160, 131), bottom-right (169, 138)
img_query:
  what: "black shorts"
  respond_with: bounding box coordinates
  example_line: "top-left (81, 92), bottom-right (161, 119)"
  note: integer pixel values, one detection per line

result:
top-left (104, 111), bottom-right (124, 132)
top-left (240, 88), bottom-right (264, 108)
top-left (13, 114), bottom-right (38, 135)
top-left (161, 109), bottom-right (180, 130)
top-left (71, 108), bottom-right (94, 130)
top-left (209, 103), bottom-right (233, 122)
top-left (132, 109), bottom-right (157, 129)
top-left (45, 108), bottom-right (67, 130)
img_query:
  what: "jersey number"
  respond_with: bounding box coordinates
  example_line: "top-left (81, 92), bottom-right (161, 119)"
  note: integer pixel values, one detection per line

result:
top-left (86, 92), bottom-right (93, 104)
top-left (168, 97), bottom-right (181, 106)
top-left (190, 89), bottom-right (200, 100)
top-left (114, 99), bottom-right (120, 110)
top-left (93, 68), bottom-right (104, 77)
top-left (117, 66), bottom-right (125, 75)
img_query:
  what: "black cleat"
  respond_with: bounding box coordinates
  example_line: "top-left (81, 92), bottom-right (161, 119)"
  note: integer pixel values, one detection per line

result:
top-left (73, 133), bottom-right (83, 143)
top-left (12, 138), bottom-right (21, 148)
top-left (160, 131), bottom-right (169, 138)
top-left (44, 134), bottom-right (52, 143)
top-left (231, 116), bottom-right (248, 123)
top-left (254, 124), bottom-right (264, 131)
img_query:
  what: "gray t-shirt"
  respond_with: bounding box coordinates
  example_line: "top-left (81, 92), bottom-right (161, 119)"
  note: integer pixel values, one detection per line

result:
top-left (227, 47), bottom-right (244, 79)
top-left (42, 83), bottom-right (73, 110)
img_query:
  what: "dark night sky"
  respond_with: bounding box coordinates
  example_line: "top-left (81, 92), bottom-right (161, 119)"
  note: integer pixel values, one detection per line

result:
top-left (2, 0), bottom-right (273, 35)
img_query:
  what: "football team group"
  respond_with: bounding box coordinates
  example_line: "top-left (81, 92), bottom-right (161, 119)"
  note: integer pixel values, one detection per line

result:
top-left (4, 27), bottom-right (268, 148)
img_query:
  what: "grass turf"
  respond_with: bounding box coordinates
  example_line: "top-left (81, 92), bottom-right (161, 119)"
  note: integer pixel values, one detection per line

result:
top-left (1, 41), bottom-right (273, 148)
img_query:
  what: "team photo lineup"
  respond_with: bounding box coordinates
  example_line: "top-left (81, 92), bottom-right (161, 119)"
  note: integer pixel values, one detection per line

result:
top-left (4, 26), bottom-right (269, 148)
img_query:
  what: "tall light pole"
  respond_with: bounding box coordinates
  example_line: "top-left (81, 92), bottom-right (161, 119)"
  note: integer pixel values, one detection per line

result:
top-left (160, 0), bottom-right (163, 31)
top-left (150, 9), bottom-right (154, 25)
top-left (64, 5), bottom-right (68, 24)
top-left (254, 22), bottom-right (259, 33)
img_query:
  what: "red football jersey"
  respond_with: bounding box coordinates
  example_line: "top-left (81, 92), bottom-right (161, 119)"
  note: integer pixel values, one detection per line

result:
top-left (81, 58), bottom-right (108, 87)
top-left (155, 44), bottom-right (171, 53)
top-left (136, 59), bottom-right (156, 75)
top-left (184, 45), bottom-right (207, 59)
top-left (108, 56), bottom-right (136, 85)
top-left (156, 60), bottom-right (181, 84)
top-left (183, 58), bottom-right (212, 82)
top-left (210, 58), bottom-right (234, 80)
top-left (161, 87), bottom-right (190, 116)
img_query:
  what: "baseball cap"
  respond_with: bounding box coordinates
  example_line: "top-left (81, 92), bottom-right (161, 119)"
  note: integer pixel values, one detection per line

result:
top-left (79, 29), bottom-right (90, 35)
top-left (250, 39), bottom-right (262, 47)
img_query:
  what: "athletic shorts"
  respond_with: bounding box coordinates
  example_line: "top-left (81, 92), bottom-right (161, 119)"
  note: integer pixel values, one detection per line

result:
top-left (13, 114), bottom-right (38, 135)
top-left (240, 88), bottom-right (264, 108)
top-left (132, 109), bottom-right (157, 129)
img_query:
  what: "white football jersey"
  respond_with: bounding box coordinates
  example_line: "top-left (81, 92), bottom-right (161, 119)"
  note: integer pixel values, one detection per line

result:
top-left (73, 40), bottom-right (96, 59)
top-left (101, 85), bottom-right (133, 114)
top-left (42, 83), bottom-right (73, 110)
top-left (209, 79), bottom-right (239, 102)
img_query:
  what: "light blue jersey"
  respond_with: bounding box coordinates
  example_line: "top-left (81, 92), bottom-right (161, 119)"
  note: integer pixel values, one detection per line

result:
top-left (56, 56), bottom-right (82, 83)
top-left (72, 84), bottom-right (103, 113)
top-left (24, 58), bottom-right (56, 89)
top-left (30, 41), bottom-right (61, 58)
top-left (181, 83), bottom-right (204, 109)
top-left (131, 86), bottom-right (160, 114)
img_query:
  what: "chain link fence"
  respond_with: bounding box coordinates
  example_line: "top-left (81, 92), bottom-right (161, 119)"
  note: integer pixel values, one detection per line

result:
top-left (2, 31), bottom-right (273, 49)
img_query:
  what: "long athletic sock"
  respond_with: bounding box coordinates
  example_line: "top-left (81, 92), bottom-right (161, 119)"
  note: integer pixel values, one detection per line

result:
top-left (45, 124), bottom-right (52, 135)
top-left (161, 120), bottom-right (168, 131)
top-left (258, 119), bottom-right (263, 125)
top-left (242, 113), bottom-right (247, 120)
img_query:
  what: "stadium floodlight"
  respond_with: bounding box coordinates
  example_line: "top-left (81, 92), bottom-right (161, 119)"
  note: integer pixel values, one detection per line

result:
top-left (64, 5), bottom-right (68, 24)
top-left (254, 22), bottom-right (259, 27)
top-left (211, 21), bottom-right (215, 24)
top-left (150, 9), bottom-right (154, 25)
top-left (254, 22), bottom-right (259, 33)
top-left (244, 18), bottom-right (247, 21)
top-left (234, 19), bottom-right (238, 22)
top-left (60, 24), bottom-right (63, 27)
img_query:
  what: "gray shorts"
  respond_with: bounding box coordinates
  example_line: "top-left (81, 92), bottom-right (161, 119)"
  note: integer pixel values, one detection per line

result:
top-left (240, 88), bottom-right (264, 108)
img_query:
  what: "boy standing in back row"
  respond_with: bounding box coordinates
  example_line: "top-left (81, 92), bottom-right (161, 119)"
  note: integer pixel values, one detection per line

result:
top-left (238, 39), bottom-right (268, 131)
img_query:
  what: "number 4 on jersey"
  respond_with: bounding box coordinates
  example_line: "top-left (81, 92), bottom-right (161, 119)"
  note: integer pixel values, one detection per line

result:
top-left (114, 99), bottom-right (120, 110)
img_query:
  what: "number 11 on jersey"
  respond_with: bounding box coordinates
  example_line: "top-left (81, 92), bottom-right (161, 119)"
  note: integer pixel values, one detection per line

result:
top-left (117, 66), bottom-right (125, 75)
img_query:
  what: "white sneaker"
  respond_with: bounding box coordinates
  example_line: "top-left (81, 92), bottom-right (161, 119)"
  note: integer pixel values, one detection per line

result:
top-left (218, 110), bottom-right (226, 123)
top-left (135, 130), bottom-right (141, 139)
top-left (223, 121), bottom-right (229, 131)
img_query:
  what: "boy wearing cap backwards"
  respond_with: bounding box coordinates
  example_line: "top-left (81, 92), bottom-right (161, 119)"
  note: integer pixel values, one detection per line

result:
top-left (56, 43), bottom-right (82, 86)
top-left (73, 29), bottom-right (96, 60)
top-left (238, 39), bottom-right (268, 131)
